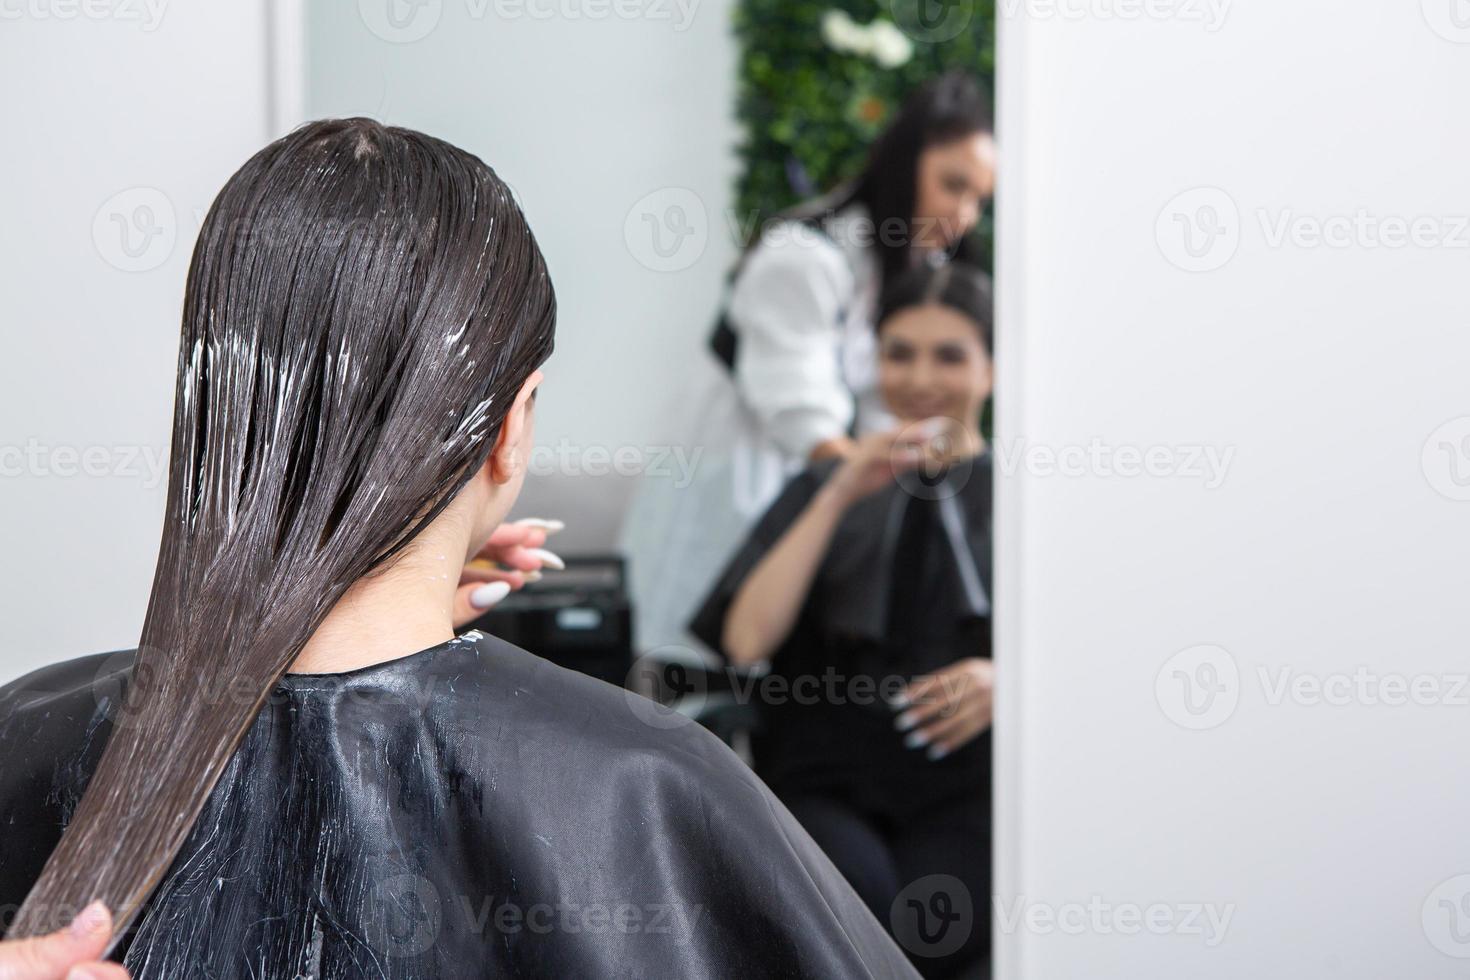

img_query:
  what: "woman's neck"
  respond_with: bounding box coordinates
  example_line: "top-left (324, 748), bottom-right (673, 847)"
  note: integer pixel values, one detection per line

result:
top-left (288, 524), bottom-right (469, 675)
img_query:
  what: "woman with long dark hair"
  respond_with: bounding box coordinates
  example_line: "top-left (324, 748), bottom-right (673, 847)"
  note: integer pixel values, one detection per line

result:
top-left (0, 119), bottom-right (919, 978)
top-left (623, 70), bottom-right (996, 658)
top-left (693, 262), bottom-right (998, 979)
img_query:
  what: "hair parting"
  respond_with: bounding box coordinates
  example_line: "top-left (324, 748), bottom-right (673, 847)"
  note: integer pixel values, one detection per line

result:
top-left (877, 261), bottom-right (993, 353)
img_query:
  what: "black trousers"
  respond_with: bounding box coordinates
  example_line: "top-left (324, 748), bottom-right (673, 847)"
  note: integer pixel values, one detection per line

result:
top-left (781, 790), bottom-right (991, 980)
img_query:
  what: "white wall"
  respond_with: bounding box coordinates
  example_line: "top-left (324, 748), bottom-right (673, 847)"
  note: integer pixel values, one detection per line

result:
top-left (0, 2), bottom-right (288, 682)
top-left (995, 2), bottom-right (1470, 976)
top-left (305, 0), bottom-right (741, 557)
top-left (0, 0), bottom-right (735, 681)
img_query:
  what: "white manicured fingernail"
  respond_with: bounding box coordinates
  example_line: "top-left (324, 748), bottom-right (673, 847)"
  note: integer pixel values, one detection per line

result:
top-left (469, 581), bottom-right (512, 609)
top-left (515, 518), bottom-right (565, 534)
top-left (889, 691), bottom-right (912, 710)
top-left (904, 730), bottom-right (929, 750)
top-left (526, 548), bottom-right (564, 570)
top-left (926, 743), bottom-right (949, 761)
top-left (894, 711), bottom-right (918, 732)
top-left (523, 570), bottom-right (543, 583)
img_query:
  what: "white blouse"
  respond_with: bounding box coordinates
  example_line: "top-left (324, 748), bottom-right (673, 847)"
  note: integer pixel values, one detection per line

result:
top-left (726, 203), bottom-right (888, 461)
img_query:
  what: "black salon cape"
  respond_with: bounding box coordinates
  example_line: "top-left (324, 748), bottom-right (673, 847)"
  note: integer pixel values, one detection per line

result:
top-left (0, 631), bottom-right (920, 979)
top-left (689, 454), bottom-right (993, 816)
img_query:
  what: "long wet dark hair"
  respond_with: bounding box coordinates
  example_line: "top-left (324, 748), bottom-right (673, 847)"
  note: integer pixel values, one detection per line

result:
top-left (821, 69), bottom-right (993, 287)
top-left (12, 119), bottom-right (556, 944)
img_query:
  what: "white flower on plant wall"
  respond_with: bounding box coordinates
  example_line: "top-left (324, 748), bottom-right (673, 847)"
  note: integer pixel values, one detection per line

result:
top-left (820, 10), bottom-right (869, 56)
top-left (820, 10), bottom-right (913, 68)
top-left (867, 20), bottom-right (914, 68)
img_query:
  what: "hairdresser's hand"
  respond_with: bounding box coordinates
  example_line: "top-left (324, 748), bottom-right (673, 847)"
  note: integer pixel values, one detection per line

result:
top-left (807, 435), bottom-right (857, 463)
top-left (826, 423), bottom-right (945, 508)
top-left (452, 518), bottom-right (566, 627)
top-left (893, 657), bottom-right (995, 761)
top-left (0, 901), bottom-right (128, 980)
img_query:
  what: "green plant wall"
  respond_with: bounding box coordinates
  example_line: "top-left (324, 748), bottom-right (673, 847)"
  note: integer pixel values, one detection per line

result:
top-left (733, 0), bottom-right (996, 265)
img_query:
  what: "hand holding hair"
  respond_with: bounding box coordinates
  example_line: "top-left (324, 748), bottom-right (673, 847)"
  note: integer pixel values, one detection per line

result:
top-left (806, 435), bottom-right (857, 462)
top-left (826, 419), bottom-right (955, 508)
top-left (0, 902), bottom-right (128, 980)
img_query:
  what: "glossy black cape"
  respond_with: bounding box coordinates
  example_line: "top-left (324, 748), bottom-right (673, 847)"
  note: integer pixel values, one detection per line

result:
top-left (0, 631), bottom-right (919, 978)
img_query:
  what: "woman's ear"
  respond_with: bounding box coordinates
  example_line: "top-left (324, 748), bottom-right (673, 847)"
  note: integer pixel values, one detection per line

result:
top-left (488, 369), bottom-right (543, 486)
